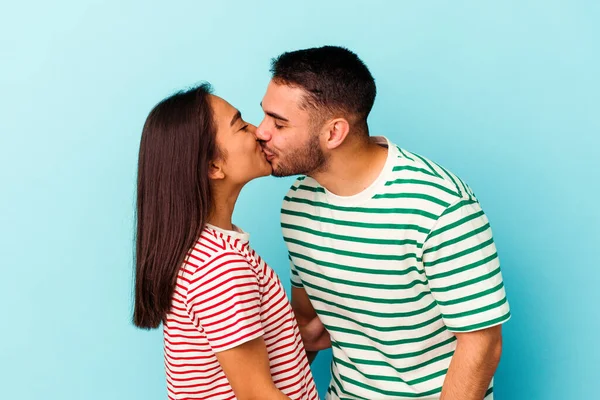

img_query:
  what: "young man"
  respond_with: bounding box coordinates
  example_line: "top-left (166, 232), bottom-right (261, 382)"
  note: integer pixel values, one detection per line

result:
top-left (257, 46), bottom-right (510, 400)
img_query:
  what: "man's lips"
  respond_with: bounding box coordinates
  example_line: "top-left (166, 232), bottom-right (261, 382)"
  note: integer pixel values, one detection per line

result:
top-left (261, 146), bottom-right (276, 161)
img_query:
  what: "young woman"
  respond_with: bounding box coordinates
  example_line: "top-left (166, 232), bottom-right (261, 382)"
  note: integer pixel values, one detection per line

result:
top-left (133, 83), bottom-right (318, 400)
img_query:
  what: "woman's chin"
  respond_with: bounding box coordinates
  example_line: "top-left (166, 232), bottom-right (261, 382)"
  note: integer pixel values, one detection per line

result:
top-left (249, 163), bottom-right (273, 180)
top-left (261, 165), bottom-right (273, 177)
top-left (259, 157), bottom-right (273, 176)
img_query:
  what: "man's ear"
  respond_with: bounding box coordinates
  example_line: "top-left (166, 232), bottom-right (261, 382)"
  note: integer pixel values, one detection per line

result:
top-left (208, 159), bottom-right (225, 180)
top-left (324, 118), bottom-right (350, 150)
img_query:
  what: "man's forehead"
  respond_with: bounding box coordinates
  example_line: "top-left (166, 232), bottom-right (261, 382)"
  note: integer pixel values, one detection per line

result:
top-left (263, 81), bottom-right (307, 113)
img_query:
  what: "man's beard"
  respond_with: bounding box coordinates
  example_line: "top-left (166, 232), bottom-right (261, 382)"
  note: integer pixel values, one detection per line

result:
top-left (271, 132), bottom-right (327, 177)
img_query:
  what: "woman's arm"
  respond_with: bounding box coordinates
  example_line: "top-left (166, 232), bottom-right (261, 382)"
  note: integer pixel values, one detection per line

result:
top-left (216, 336), bottom-right (291, 400)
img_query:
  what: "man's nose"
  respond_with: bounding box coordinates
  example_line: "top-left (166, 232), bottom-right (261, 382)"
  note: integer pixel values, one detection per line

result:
top-left (256, 119), bottom-right (270, 142)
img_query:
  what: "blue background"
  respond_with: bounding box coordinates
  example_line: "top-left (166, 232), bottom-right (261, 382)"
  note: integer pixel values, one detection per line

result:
top-left (1, 1), bottom-right (598, 399)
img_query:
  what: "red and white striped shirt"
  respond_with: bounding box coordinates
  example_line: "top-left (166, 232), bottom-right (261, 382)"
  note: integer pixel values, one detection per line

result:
top-left (163, 224), bottom-right (318, 400)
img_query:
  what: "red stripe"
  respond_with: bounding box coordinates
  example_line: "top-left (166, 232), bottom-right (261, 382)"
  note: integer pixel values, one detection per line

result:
top-left (190, 261), bottom-right (251, 288)
top-left (186, 251), bottom-right (205, 263)
top-left (194, 291), bottom-right (258, 319)
top-left (165, 358), bottom-right (218, 370)
top-left (164, 325), bottom-right (198, 334)
top-left (204, 309), bottom-right (261, 335)
top-left (187, 252), bottom-right (248, 284)
top-left (204, 312), bottom-right (262, 342)
top-left (165, 364), bottom-right (223, 383)
top-left (199, 302), bottom-right (257, 327)
top-left (189, 277), bottom-right (256, 306)
top-left (211, 326), bottom-right (263, 351)
top-left (168, 380), bottom-right (232, 397)
top-left (164, 352), bottom-right (214, 361)
top-left (200, 234), bottom-right (227, 251)
top-left (196, 299), bottom-right (257, 322)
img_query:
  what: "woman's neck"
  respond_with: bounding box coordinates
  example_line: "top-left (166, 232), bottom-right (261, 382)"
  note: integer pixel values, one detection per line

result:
top-left (207, 184), bottom-right (242, 231)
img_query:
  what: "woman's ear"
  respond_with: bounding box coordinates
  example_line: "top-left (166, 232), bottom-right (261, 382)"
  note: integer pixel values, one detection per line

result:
top-left (208, 159), bottom-right (225, 180)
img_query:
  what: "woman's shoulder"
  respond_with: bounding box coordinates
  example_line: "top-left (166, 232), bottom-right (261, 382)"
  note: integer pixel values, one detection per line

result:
top-left (183, 228), bottom-right (248, 273)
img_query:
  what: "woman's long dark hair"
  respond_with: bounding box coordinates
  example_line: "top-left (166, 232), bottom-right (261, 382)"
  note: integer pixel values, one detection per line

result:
top-left (134, 83), bottom-right (217, 329)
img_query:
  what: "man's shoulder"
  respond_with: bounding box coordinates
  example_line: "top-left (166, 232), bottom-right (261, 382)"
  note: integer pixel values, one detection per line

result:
top-left (388, 143), bottom-right (477, 204)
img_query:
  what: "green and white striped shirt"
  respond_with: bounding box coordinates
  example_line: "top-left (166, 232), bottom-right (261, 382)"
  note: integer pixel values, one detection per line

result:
top-left (281, 136), bottom-right (510, 400)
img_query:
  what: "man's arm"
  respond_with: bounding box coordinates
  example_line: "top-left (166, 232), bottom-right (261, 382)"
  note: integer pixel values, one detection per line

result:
top-left (422, 196), bottom-right (510, 399)
top-left (440, 325), bottom-right (503, 400)
top-left (291, 286), bottom-right (331, 363)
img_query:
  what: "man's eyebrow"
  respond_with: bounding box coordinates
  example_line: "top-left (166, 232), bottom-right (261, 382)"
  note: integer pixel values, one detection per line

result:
top-left (260, 102), bottom-right (289, 122)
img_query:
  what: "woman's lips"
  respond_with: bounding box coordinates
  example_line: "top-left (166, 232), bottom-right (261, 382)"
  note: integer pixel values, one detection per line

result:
top-left (261, 146), bottom-right (276, 162)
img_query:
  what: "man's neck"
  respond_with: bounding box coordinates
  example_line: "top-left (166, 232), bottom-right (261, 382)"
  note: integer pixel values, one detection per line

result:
top-left (310, 137), bottom-right (388, 197)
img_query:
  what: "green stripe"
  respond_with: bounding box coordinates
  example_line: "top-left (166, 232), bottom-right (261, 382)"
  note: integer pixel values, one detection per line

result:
top-left (372, 192), bottom-right (451, 207)
top-left (436, 281), bottom-right (505, 306)
top-left (423, 238), bottom-right (495, 267)
top-left (325, 324), bottom-right (448, 346)
top-left (286, 237), bottom-right (419, 262)
top-left (433, 161), bottom-right (463, 198)
top-left (431, 266), bottom-right (500, 293)
top-left (442, 297), bottom-right (508, 319)
top-left (290, 250), bottom-right (424, 276)
top-left (335, 336), bottom-right (456, 360)
top-left (384, 178), bottom-right (460, 197)
top-left (447, 311), bottom-right (511, 332)
top-left (392, 165), bottom-right (437, 177)
top-left (281, 208), bottom-right (431, 233)
top-left (427, 208), bottom-right (484, 240)
top-left (299, 278), bottom-right (432, 304)
top-left (430, 266), bottom-right (501, 293)
top-left (397, 146), bottom-right (415, 161)
top-left (312, 295), bottom-right (438, 320)
top-left (334, 356), bottom-right (448, 386)
top-left (296, 263), bottom-right (427, 290)
top-left (342, 349), bottom-right (454, 373)
top-left (340, 374), bottom-right (442, 398)
top-left (485, 387), bottom-right (494, 398)
top-left (284, 196), bottom-right (439, 219)
top-left (423, 223), bottom-right (490, 254)
top-left (282, 222), bottom-right (423, 248)
top-left (290, 184), bottom-right (325, 193)
top-left (428, 252), bottom-right (498, 281)
top-left (318, 309), bottom-right (443, 332)
top-left (411, 152), bottom-right (443, 179)
top-left (331, 373), bottom-right (369, 399)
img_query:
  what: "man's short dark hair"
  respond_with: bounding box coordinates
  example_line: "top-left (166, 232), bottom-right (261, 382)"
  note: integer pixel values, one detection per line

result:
top-left (270, 46), bottom-right (376, 129)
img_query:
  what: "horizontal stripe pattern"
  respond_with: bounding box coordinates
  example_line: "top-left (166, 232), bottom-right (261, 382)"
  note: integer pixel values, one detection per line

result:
top-left (164, 226), bottom-right (317, 400)
top-left (282, 137), bottom-right (509, 399)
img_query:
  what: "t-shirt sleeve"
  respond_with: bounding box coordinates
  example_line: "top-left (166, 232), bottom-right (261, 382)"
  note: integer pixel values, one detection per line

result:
top-left (186, 251), bottom-right (264, 352)
top-left (289, 255), bottom-right (304, 288)
top-left (422, 198), bottom-right (511, 332)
